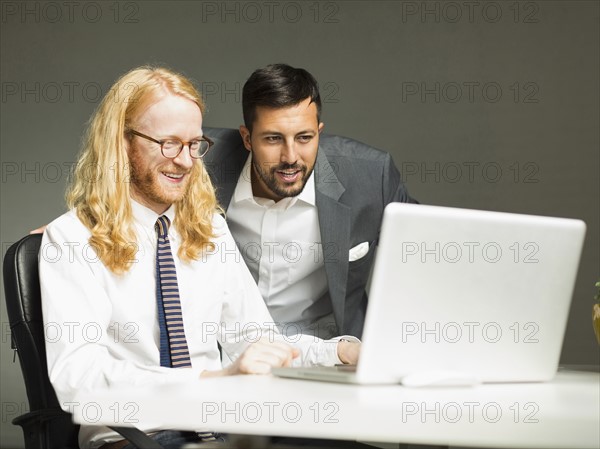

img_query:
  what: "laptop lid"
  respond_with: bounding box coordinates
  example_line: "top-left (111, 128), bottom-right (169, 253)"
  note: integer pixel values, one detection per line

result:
top-left (355, 203), bottom-right (586, 384)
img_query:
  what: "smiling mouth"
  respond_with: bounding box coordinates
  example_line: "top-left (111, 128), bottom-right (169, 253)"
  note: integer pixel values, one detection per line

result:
top-left (275, 163), bottom-right (306, 183)
top-left (277, 169), bottom-right (301, 180)
top-left (162, 172), bottom-right (185, 180)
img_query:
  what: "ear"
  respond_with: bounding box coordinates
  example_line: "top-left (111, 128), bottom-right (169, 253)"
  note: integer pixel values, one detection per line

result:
top-left (239, 126), bottom-right (252, 152)
top-left (318, 122), bottom-right (324, 133)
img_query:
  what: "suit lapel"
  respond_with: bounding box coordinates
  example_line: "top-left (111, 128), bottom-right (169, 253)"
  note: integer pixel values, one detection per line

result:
top-left (314, 149), bottom-right (351, 333)
top-left (219, 142), bottom-right (351, 333)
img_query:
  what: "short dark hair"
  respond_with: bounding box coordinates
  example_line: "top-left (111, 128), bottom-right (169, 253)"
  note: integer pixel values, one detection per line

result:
top-left (242, 63), bottom-right (322, 131)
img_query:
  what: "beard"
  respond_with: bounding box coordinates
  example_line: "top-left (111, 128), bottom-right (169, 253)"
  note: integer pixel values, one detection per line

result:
top-left (128, 149), bottom-right (192, 210)
top-left (252, 160), bottom-right (313, 199)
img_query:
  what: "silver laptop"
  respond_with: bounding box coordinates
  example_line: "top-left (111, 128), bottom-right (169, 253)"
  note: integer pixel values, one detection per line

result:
top-left (272, 203), bottom-right (586, 385)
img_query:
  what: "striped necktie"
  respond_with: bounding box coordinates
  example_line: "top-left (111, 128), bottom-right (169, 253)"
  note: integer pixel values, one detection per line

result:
top-left (155, 215), bottom-right (192, 368)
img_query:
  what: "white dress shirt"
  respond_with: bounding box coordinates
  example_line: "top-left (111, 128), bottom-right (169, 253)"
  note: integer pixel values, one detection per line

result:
top-left (40, 200), bottom-right (344, 448)
top-left (227, 155), bottom-right (336, 338)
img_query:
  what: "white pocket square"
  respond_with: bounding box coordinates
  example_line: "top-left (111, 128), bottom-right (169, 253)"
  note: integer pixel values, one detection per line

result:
top-left (349, 242), bottom-right (369, 262)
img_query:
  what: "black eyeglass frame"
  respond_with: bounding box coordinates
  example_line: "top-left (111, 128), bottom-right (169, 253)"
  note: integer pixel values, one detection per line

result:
top-left (128, 129), bottom-right (213, 159)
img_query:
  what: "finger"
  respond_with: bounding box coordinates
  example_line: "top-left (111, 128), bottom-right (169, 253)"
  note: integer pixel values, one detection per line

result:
top-left (238, 352), bottom-right (285, 374)
top-left (255, 348), bottom-right (293, 367)
top-left (282, 348), bottom-right (301, 367)
top-left (253, 339), bottom-right (295, 361)
top-left (257, 337), bottom-right (295, 352)
top-left (242, 360), bottom-right (274, 375)
top-left (236, 340), bottom-right (297, 373)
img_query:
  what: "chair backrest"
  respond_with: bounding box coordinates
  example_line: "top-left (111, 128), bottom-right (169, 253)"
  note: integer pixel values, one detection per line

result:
top-left (3, 234), bottom-right (79, 448)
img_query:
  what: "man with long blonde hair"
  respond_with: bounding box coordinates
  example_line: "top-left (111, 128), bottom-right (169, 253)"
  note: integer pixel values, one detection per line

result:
top-left (40, 66), bottom-right (358, 449)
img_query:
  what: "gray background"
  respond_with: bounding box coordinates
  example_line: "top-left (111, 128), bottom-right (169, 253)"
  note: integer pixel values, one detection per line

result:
top-left (1, 0), bottom-right (598, 447)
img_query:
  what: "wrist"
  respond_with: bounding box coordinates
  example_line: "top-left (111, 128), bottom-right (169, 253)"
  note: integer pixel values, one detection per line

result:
top-left (337, 338), bottom-right (360, 365)
top-left (337, 340), bottom-right (350, 364)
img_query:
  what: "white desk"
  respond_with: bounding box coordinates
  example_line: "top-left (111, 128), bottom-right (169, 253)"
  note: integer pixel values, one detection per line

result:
top-left (71, 367), bottom-right (599, 448)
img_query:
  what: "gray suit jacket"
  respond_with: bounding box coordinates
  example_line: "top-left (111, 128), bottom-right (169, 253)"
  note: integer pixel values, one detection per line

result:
top-left (203, 128), bottom-right (417, 337)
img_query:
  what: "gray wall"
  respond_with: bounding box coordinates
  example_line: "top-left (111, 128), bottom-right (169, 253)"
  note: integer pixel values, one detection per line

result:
top-left (1, 1), bottom-right (598, 446)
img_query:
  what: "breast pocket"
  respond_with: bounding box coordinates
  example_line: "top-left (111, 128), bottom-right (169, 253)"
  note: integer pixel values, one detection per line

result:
top-left (349, 240), bottom-right (376, 269)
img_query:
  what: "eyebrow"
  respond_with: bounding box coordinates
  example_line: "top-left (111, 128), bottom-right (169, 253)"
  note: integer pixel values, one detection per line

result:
top-left (258, 130), bottom-right (316, 136)
top-left (156, 133), bottom-right (204, 140)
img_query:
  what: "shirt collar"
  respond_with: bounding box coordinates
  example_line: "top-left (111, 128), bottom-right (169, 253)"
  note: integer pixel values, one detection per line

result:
top-left (131, 199), bottom-right (176, 230)
top-left (232, 154), bottom-right (316, 208)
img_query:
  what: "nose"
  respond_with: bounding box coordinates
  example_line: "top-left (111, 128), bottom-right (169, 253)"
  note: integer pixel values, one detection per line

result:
top-left (172, 144), bottom-right (194, 169)
top-left (280, 138), bottom-right (299, 163)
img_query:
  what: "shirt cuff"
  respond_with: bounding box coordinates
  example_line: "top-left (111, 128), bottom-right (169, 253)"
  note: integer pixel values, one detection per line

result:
top-left (324, 335), bottom-right (361, 365)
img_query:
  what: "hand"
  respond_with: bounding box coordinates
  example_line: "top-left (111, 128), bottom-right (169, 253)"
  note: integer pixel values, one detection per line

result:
top-left (201, 338), bottom-right (300, 378)
top-left (227, 338), bottom-right (300, 375)
top-left (30, 225), bottom-right (47, 234)
top-left (337, 340), bottom-right (361, 365)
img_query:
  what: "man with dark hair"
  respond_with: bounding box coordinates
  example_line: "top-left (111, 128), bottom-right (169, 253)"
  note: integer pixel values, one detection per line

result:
top-left (205, 63), bottom-right (417, 340)
top-left (241, 64), bottom-right (323, 131)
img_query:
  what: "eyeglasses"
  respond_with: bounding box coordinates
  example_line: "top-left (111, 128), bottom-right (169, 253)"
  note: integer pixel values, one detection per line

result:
top-left (128, 129), bottom-right (213, 159)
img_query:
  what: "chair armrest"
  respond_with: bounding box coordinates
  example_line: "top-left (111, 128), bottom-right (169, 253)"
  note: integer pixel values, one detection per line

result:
top-left (13, 409), bottom-right (79, 449)
top-left (12, 408), bottom-right (70, 427)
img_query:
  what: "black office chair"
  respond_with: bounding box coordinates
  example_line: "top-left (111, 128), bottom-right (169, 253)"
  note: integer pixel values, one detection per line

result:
top-left (3, 234), bottom-right (162, 449)
top-left (3, 235), bottom-right (389, 449)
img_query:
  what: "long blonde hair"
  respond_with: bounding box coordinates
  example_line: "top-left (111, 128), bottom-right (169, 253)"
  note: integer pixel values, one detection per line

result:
top-left (67, 66), bottom-right (219, 273)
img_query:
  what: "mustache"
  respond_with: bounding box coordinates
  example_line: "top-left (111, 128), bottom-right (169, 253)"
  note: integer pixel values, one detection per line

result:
top-left (272, 162), bottom-right (306, 172)
top-left (159, 164), bottom-right (191, 175)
